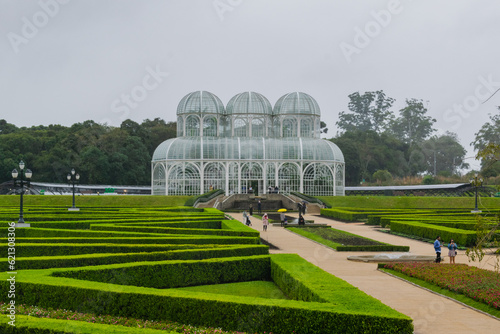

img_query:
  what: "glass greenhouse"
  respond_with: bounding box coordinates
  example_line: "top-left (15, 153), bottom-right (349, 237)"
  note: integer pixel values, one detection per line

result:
top-left (152, 91), bottom-right (345, 196)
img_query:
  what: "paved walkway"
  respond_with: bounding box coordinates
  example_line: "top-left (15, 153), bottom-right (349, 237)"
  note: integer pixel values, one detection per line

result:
top-left (238, 212), bottom-right (500, 334)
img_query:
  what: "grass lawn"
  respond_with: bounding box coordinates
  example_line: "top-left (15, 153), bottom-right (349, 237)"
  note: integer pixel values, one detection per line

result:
top-left (0, 195), bottom-right (192, 207)
top-left (318, 196), bottom-right (500, 209)
top-left (177, 281), bottom-right (289, 299)
top-left (288, 226), bottom-right (381, 249)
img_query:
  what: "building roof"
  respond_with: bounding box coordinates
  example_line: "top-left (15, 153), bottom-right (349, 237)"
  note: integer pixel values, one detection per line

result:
top-left (274, 92), bottom-right (321, 116)
top-left (176, 91), bottom-right (225, 116)
top-left (226, 91), bottom-right (273, 115)
top-left (152, 137), bottom-right (344, 162)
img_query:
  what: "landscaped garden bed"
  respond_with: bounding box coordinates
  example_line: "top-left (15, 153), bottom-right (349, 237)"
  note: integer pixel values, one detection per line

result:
top-left (0, 197), bottom-right (413, 333)
top-left (287, 226), bottom-right (409, 251)
top-left (379, 262), bottom-right (500, 318)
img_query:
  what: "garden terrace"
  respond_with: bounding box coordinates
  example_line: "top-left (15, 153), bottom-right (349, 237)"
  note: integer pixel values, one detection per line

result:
top-left (1, 199), bottom-right (412, 333)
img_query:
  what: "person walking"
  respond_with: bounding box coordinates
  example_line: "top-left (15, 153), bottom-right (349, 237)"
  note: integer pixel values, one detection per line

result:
top-left (262, 213), bottom-right (269, 231)
top-left (242, 210), bottom-right (248, 224)
top-left (448, 239), bottom-right (458, 264)
top-left (280, 212), bottom-right (285, 227)
top-left (298, 214), bottom-right (305, 226)
top-left (258, 200), bottom-right (262, 215)
top-left (249, 205), bottom-right (253, 216)
top-left (434, 236), bottom-right (442, 263)
top-left (302, 201), bottom-right (307, 215)
top-left (297, 202), bottom-right (302, 215)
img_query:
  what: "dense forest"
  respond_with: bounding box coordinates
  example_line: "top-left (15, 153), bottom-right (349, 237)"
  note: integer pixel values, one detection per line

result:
top-left (0, 118), bottom-right (176, 185)
top-left (1, 91), bottom-right (498, 187)
top-left (330, 92), bottom-right (499, 185)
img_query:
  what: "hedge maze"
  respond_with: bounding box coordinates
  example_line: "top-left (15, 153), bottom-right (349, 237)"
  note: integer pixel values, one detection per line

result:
top-left (321, 207), bottom-right (500, 247)
top-left (1, 204), bottom-right (412, 333)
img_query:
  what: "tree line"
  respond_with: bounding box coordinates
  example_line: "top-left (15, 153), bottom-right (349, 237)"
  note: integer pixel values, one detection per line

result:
top-left (0, 118), bottom-right (176, 185)
top-left (330, 91), bottom-right (500, 185)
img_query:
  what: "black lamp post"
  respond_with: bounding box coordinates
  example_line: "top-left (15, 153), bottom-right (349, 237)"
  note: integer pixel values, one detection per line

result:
top-left (470, 173), bottom-right (483, 213)
top-left (67, 168), bottom-right (80, 211)
top-left (11, 160), bottom-right (32, 224)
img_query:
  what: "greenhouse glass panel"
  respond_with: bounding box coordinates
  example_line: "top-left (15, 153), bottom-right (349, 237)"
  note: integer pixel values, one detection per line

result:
top-left (185, 115), bottom-right (200, 137)
top-left (251, 117), bottom-right (265, 137)
top-left (278, 162), bottom-right (300, 194)
top-left (282, 117), bottom-right (297, 137)
top-left (300, 118), bottom-right (313, 138)
top-left (177, 116), bottom-right (184, 137)
top-left (233, 118), bottom-right (248, 137)
top-left (204, 162), bottom-right (225, 192)
top-left (303, 163), bottom-right (334, 196)
top-left (227, 162), bottom-right (239, 195)
top-left (152, 163), bottom-right (166, 195)
top-left (266, 162), bottom-right (277, 193)
top-left (240, 162), bottom-right (263, 194)
top-left (203, 116), bottom-right (218, 137)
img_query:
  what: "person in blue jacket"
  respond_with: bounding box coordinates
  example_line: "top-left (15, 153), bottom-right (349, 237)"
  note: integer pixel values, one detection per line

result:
top-left (447, 239), bottom-right (458, 264)
top-left (434, 236), bottom-right (442, 263)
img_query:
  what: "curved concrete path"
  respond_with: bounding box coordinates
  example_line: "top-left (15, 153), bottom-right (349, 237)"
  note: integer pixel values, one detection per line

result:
top-left (235, 212), bottom-right (500, 334)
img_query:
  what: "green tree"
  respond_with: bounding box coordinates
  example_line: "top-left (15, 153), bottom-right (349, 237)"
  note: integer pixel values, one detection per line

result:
top-left (336, 90), bottom-right (395, 133)
top-left (421, 132), bottom-right (468, 176)
top-left (473, 112), bottom-right (500, 177)
top-left (389, 99), bottom-right (436, 146)
top-left (331, 130), bottom-right (408, 185)
top-left (140, 118), bottom-right (177, 155)
top-left (0, 119), bottom-right (18, 134)
top-left (372, 169), bottom-right (392, 184)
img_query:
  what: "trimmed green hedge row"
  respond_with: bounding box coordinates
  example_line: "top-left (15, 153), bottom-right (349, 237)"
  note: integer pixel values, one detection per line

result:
top-left (90, 223), bottom-right (259, 237)
top-left (0, 243), bottom-right (208, 257)
top-left (11, 236), bottom-right (257, 245)
top-left (0, 245), bottom-right (269, 270)
top-left (53, 255), bottom-right (272, 288)
top-left (390, 221), bottom-right (477, 246)
top-left (336, 245), bottom-right (410, 252)
top-left (0, 254), bottom-right (413, 334)
top-left (26, 217), bottom-right (225, 230)
top-left (0, 315), bottom-right (174, 334)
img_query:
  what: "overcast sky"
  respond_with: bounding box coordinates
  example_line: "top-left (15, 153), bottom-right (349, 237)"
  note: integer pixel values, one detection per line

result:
top-left (2, 0), bottom-right (499, 170)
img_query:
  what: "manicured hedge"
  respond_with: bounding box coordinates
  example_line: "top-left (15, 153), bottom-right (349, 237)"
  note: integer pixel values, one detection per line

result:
top-left (0, 254), bottom-right (413, 334)
top-left (0, 245), bottom-right (269, 270)
top-left (0, 243), bottom-right (206, 257)
top-left (389, 221), bottom-right (477, 246)
top-left (0, 315), bottom-right (174, 334)
top-left (53, 255), bottom-right (272, 288)
top-left (336, 245), bottom-right (410, 252)
top-left (90, 223), bottom-right (259, 237)
top-left (12, 236), bottom-right (257, 245)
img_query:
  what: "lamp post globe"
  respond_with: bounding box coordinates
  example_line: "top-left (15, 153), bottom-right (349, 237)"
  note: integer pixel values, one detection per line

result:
top-left (470, 173), bottom-right (483, 213)
top-left (68, 168), bottom-right (80, 211)
top-left (11, 161), bottom-right (32, 224)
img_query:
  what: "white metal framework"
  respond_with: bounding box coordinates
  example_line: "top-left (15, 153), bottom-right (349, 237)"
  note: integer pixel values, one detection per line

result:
top-left (153, 91), bottom-right (345, 196)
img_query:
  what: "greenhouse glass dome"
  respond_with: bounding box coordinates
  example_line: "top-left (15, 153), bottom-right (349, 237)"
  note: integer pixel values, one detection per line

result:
top-left (152, 91), bottom-right (345, 196)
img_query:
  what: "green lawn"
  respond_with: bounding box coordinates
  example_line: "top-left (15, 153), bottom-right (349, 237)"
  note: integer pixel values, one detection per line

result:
top-left (288, 226), bottom-right (409, 251)
top-left (0, 195), bottom-right (192, 207)
top-left (288, 226), bottom-right (379, 249)
top-left (318, 196), bottom-right (500, 209)
top-left (177, 281), bottom-right (289, 299)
